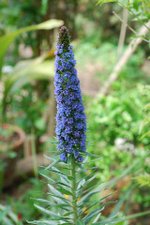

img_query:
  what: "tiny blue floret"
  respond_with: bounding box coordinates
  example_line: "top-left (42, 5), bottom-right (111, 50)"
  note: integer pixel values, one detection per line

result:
top-left (54, 26), bottom-right (86, 162)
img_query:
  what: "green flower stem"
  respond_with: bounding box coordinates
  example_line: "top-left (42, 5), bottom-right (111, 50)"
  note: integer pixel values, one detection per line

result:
top-left (71, 157), bottom-right (78, 225)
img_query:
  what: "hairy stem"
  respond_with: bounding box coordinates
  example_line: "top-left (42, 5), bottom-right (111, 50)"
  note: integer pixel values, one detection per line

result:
top-left (71, 157), bottom-right (78, 224)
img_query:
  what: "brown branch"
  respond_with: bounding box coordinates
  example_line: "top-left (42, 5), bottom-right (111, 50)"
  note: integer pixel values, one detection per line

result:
top-left (99, 20), bottom-right (150, 97)
top-left (113, 11), bottom-right (150, 43)
top-left (117, 8), bottom-right (128, 58)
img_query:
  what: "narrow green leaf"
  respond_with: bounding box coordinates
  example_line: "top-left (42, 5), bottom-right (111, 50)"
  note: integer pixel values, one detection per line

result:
top-left (109, 186), bottom-right (134, 218)
top-left (48, 193), bottom-right (70, 204)
top-left (34, 204), bottom-right (62, 219)
top-left (77, 220), bottom-right (85, 225)
top-left (93, 210), bottom-right (150, 224)
top-left (83, 207), bottom-right (104, 224)
top-left (35, 198), bottom-right (69, 208)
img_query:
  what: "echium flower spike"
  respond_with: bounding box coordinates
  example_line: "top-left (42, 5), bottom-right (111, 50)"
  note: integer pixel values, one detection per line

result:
top-left (54, 26), bottom-right (86, 163)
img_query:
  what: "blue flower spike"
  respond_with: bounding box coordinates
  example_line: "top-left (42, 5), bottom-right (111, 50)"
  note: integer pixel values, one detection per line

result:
top-left (54, 26), bottom-right (86, 163)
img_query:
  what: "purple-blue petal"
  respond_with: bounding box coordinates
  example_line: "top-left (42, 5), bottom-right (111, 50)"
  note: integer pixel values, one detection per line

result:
top-left (60, 152), bottom-right (67, 162)
top-left (54, 27), bottom-right (86, 163)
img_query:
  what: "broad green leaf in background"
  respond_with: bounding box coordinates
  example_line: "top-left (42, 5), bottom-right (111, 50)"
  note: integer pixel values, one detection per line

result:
top-left (2, 56), bottom-right (54, 103)
top-left (1, 53), bottom-right (54, 117)
top-left (0, 19), bottom-right (63, 76)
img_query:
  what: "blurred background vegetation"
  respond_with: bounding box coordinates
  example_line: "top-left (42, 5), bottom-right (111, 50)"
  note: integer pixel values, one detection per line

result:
top-left (0, 0), bottom-right (150, 224)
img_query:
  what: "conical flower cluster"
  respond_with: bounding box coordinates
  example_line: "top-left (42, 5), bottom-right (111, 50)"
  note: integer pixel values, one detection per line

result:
top-left (54, 26), bottom-right (86, 162)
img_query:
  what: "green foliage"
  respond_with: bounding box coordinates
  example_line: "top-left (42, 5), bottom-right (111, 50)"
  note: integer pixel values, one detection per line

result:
top-left (0, 19), bottom-right (58, 122)
top-left (7, 178), bottom-right (46, 223)
top-left (0, 1), bottom-right (149, 223)
top-left (0, 204), bottom-right (22, 225)
top-left (27, 155), bottom-right (148, 225)
top-left (0, 19), bottom-right (63, 75)
top-left (3, 58), bottom-right (53, 96)
top-left (139, 85), bottom-right (150, 139)
top-left (97, 0), bottom-right (150, 22)
top-left (87, 79), bottom-right (149, 186)
top-left (132, 85), bottom-right (150, 207)
top-left (0, 0), bottom-right (44, 28)
top-left (0, 0), bottom-right (63, 61)
top-left (12, 85), bottom-right (46, 134)
top-left (1, 56), bottom-right (54, 123)
top-left (88, 84), bottom-right (149, 147)
top-left (135, 174), bottom-right (150, 187)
